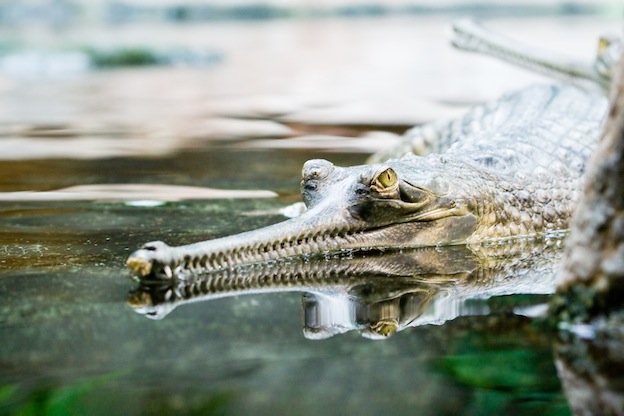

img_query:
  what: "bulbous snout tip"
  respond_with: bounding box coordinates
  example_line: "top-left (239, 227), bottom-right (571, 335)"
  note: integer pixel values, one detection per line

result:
top-left (126, 241), bottom-right (171, 278)
top-left (126, 250), bottom-right (154, 277)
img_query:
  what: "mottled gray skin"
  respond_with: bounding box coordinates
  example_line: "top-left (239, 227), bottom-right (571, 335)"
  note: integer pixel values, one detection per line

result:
top-left (127, 84), bottom-right (606, 279)
top-left (370, 18), bottom-right (619, 163)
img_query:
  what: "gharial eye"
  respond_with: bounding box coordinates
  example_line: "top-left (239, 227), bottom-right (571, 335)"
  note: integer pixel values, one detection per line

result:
top-left (598, 36), bottom-right (613, 54)
top-left (374, 168), bottom-right (397, 189)
top-left (370, 318), bottom-right (398, 337)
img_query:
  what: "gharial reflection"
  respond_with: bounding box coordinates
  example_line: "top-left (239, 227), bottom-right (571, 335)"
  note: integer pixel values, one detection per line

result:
top-left (128, 237), bottom-right (565, 339)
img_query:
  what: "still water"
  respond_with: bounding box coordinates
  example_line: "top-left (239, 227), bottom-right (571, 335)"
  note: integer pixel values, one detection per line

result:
top-left (0, 13), bottom-right (621, 415)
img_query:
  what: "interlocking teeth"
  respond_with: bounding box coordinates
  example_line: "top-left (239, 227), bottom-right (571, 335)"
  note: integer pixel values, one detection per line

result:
top-left (136, 229), bottom-right (355, 281)
top-left (164, 265), bottom-right (173, 278)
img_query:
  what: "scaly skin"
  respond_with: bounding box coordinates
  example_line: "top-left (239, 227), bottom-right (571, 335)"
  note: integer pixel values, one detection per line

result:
top-left (127, 84), bottom-right (606, 280)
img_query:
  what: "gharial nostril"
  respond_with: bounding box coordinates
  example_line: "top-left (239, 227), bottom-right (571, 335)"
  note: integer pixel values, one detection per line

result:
top-left (140, 240), bottom-right (170, 251)
top-left (304, 182), bottom-right (318, 191)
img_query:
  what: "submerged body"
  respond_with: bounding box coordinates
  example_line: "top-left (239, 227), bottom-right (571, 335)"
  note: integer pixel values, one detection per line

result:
top-left (127, 84), bottom-right (607, 279)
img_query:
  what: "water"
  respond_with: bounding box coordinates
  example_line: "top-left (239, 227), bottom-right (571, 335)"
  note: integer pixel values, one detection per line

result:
top-left (1, 13), bottom-right (623, 415)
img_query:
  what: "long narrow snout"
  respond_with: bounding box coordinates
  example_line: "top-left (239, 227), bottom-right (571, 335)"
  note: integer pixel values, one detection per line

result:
top-left (126, 203), bottom-right (475, 280)
top-left (126, 201), bottom-right (359, 279)
top-left (126, 157), bottom-right (479, 280)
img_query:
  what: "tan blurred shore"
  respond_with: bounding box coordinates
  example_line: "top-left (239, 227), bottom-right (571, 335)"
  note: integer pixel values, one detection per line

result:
top-left (0, 12), bottom-right (621, 160)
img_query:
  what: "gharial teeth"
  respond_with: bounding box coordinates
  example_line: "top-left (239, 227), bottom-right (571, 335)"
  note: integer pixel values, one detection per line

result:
top-left (164, 265), bottom-right (173, 278)
top-left (163, 230), bottom-right (356, 276)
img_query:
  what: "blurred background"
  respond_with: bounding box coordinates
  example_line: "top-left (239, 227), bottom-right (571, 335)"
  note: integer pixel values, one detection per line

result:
top-left (0, 0), bottom-right (621, 169)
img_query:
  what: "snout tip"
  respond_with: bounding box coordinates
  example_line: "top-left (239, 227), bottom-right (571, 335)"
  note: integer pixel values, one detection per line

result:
top-left (126, 241), bottom-right (174, 279)
top-left (126, 250), bottom-right (154, 277)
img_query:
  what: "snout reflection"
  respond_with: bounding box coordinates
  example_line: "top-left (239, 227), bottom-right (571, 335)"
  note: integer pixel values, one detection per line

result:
top-left (128, 237), bottom-right (564, 339)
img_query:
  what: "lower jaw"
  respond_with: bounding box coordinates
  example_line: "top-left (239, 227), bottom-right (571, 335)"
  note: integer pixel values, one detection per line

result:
top-left (138, 216), bottom-right (476, 279)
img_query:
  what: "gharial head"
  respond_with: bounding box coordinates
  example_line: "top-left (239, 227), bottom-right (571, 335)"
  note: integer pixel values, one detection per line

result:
top-left (126, 154), bottom-right (479, 279)
top-left (298, 155), bottom-right (477, 236)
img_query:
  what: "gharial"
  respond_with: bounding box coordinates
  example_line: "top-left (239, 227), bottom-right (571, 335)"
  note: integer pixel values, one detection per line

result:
top-left (126, 19), bottom-right (621, 280)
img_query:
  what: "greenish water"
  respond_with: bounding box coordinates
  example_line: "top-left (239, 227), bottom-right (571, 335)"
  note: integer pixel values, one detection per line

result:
top-left (0, 146), bottom-right (571, 416)
top-left (2, 13), bottom-right (624, 416)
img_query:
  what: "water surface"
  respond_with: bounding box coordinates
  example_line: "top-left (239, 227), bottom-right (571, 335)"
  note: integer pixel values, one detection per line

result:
top-left (1, 13), bottom-right (622, 415)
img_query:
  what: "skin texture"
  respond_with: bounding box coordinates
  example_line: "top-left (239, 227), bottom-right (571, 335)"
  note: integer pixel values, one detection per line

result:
top-left (127, 84), bottom-right (606, 280)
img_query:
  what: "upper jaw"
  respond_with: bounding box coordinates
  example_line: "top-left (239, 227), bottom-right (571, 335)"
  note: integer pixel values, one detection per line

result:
top-left (126, 203), bottom-right (476, 281)
top-left (126, 200), bottom-right (361, 280)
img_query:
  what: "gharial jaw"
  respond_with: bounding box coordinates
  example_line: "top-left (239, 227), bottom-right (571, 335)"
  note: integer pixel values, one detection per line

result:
top-left (126, 215), bottom-right (477, 280)
top-left (126, 157), bottom-right (479, 280)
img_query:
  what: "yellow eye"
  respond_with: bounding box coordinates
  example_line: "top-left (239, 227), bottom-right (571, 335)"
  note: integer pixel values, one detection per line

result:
top-left (376, 168), bottom-right (397, 189)
top-left (370, 318), bottom-right (398, 337)
top-left (598, 36), bottom-right (611, 54)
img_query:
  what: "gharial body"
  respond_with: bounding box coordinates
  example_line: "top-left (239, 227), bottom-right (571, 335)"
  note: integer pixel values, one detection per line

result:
top-left (126, 19), bottom-right (620, 280)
